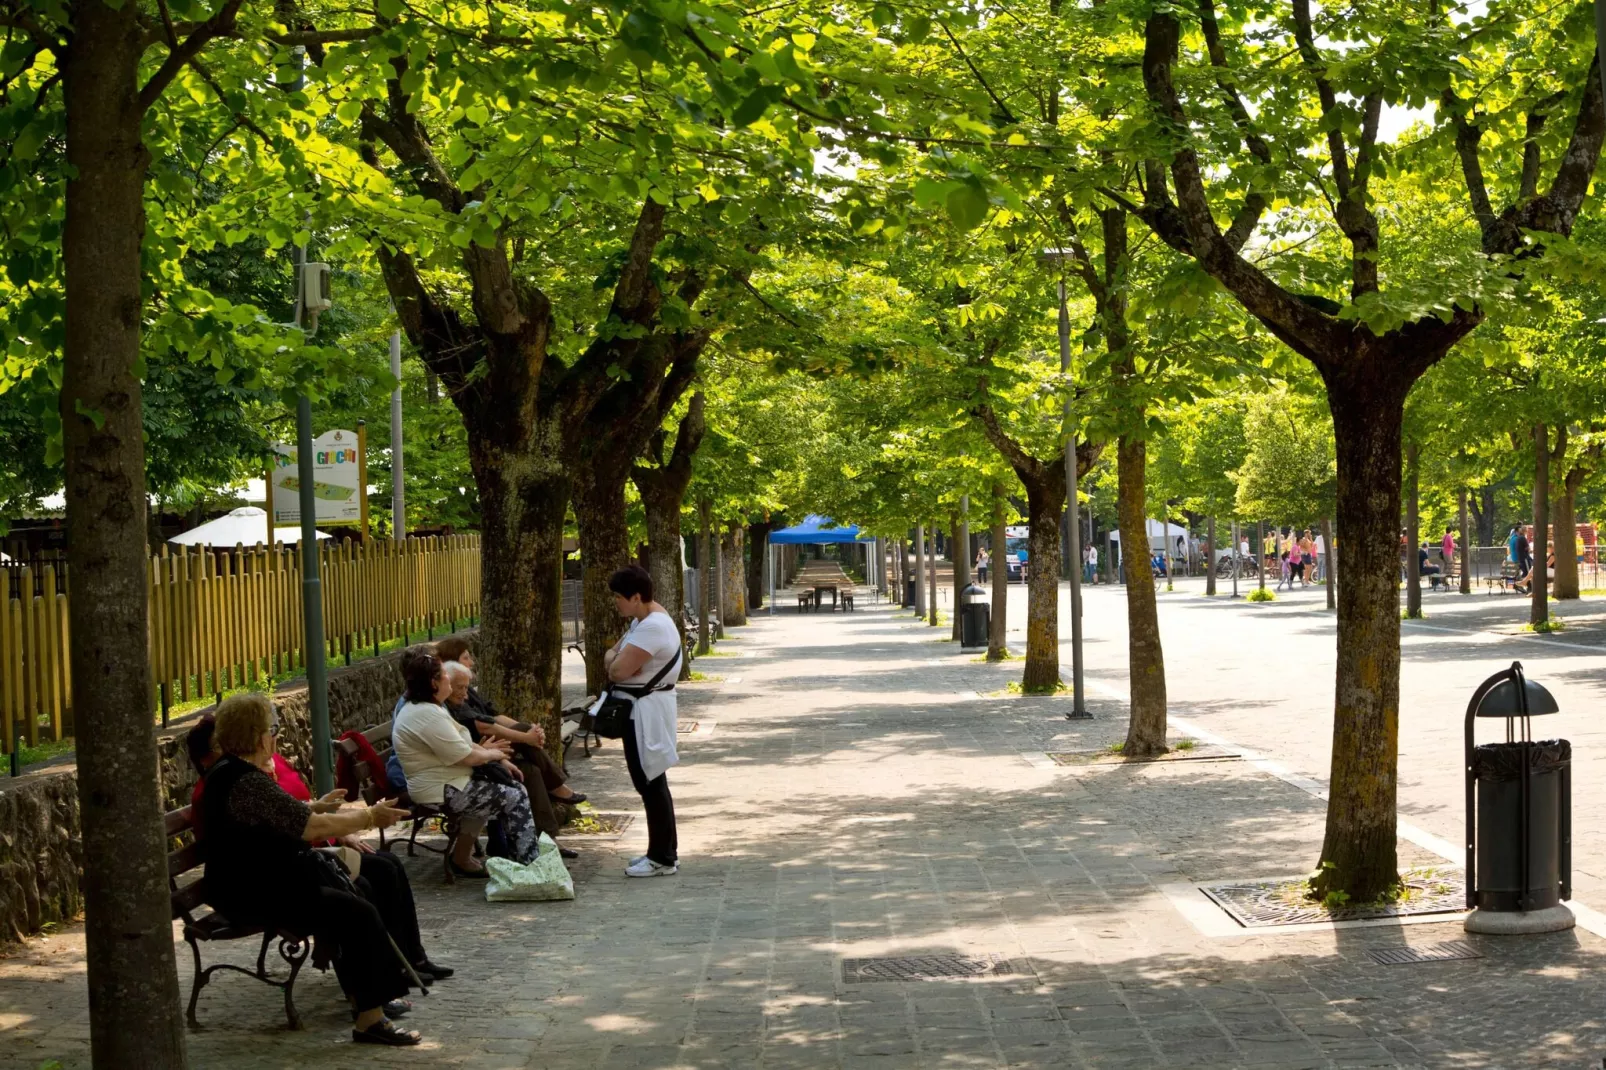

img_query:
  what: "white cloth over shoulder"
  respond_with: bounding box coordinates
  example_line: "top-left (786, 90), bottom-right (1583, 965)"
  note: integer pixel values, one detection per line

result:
top-left (621, 610), bottom-right (681, 782)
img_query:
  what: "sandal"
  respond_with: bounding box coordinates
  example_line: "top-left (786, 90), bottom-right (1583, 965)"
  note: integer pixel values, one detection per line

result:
top-left (552, 791), bottom-right (587, 806)
top-left (449, 860), bottom-right (490, 879)
top-left (353, 1019), bottom-right (422, 1046)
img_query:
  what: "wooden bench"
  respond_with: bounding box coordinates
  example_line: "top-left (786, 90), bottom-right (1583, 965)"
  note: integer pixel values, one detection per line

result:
top-left (796, 589), bottom-right (814, 612)
top-left (1484, 561), bottom-right (1523, 593)
top-left (841, 590), bottom-right (855, 611)
top-left (166, 805), bottom-right (318, 1030)
top-left (335, 721), bottom-right (460, 883)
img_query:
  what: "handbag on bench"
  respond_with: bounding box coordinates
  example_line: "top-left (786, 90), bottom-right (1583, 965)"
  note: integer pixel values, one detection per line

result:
top-left (590, 648), bottom-right (681, 739)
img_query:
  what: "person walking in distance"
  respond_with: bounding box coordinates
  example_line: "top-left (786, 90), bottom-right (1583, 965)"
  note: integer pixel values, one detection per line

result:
top-left (604, 565), bottom-right (683, 878)
top-left (1441, 526), bottom-right (1456, 582)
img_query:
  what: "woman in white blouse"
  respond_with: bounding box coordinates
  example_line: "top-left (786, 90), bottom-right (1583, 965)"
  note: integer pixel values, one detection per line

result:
top-left (603, 565), bottom-right (683, 878)
top-left (393, 652), bottom-right (540, 878)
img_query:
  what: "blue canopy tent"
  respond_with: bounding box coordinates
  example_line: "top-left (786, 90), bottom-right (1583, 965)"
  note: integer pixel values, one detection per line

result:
top-left (766, 516), bottom-right (879, 613)
top-left (769, 515), bottom-right (864, 544)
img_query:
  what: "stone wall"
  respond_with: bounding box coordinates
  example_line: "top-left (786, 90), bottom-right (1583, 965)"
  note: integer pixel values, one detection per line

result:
top-left (0, 627), bottom-right (477, 942)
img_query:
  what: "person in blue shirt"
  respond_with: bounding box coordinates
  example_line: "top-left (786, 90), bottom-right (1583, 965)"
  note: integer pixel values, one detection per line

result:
top-left (1507, 526), bottom-right (1520, 564)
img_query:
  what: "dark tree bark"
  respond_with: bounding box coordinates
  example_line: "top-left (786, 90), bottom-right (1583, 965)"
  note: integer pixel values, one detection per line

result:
top-left (927, 524), bottom-right (939, 627)
top-left (1476, 485), bottom-right (1497, 547)
top-left (1118, 437), bottom-right (1168, 756)
top-left (1323, 516), bottom-right (1336, 608)
top-left (697, 497), bottom-right (712, 654)
top-left (1459, 490), bottom-right (1472, 594)
top-left (914, 523), bottom-right (926, 617)
top-left (634, 392), bottom-right (706, 678)
top-left (1551, 432), bottom-right (1597, 600)
top-left (1533, 425), bottom-right (1551, 626)
top-left (722, 524), bottom-right (747, 625)
top-left (365, 100), bottom-right (695, 744)
top-left (1205, 516), bottom-right (1217, 595)
top-left (745, 518), bottom-right (775, 610)
top-left (976, 406), bottom-right (1100, 692)
top-left (949, 511), bottom-right (967, 641)
top-left (1405, 441), bottom-right (1421, 619)
top-left (60, 2), bottom-right (189, 1062)
top-left (1136, 5), bottom-right (1605, 900)
top-left (988, 483), bottom-right (1009, 660)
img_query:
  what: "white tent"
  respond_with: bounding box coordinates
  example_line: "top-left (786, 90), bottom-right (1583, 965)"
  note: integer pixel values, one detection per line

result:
top-left (168, 506), bottom-right (331, 547)
top-left (1108, 519), bottom-right (1192, 552)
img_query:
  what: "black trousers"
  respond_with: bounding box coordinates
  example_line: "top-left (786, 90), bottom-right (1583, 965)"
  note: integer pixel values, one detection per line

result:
top-left (354, 849), bottom-right (425, 967)
top-left (622, 723), bottom-right (677, 865)
top-left (283, 886), bottom-right (411, 1013)
top-left (512, 744), bottom-right (569, 838)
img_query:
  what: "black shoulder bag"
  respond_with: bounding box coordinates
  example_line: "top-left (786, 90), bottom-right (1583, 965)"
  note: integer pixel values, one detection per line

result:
top-left (590, 647), bottom-right (681, 739)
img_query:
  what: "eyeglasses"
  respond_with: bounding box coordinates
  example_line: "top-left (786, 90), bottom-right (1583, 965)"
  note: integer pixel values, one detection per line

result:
top-left (269, 721), bottom-right (280, 737)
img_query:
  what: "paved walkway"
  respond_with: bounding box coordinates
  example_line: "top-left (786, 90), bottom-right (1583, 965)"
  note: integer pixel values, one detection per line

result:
top-left (5, 593), bottom-right (1606, 1068)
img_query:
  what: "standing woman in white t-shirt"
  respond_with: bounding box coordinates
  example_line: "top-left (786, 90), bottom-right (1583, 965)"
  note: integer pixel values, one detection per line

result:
top-left (603, 565), bottom-right (683, 878)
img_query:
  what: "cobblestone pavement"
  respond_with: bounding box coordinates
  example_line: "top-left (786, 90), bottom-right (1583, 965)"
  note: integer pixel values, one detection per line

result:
top-left (5, 592), bottom-right (1606, 1069)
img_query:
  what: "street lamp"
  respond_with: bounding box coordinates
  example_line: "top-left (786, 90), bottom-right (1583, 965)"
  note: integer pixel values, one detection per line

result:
top-left (1038, 248), bottom-right (1089, 719)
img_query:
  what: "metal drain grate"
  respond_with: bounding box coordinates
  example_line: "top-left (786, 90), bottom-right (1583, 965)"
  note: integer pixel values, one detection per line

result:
top-left (677, 722), bottom-right (700, 734)
top-left (841, 954), bottom-right (1023, 984)
top-left (1369, 941), bottom-right (1483, 965)
top-left (1200, 868), bottom-right (1465, 927)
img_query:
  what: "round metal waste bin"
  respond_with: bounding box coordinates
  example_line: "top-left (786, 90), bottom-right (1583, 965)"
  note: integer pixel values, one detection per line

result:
top-left (959, 584), bottom-right (989, 648)
top-left (1464, 662), bottom-right (1574, 934)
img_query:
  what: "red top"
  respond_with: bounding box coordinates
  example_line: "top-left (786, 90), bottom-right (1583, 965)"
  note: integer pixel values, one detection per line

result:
top-left (192, 752), bottom-right (311, 808)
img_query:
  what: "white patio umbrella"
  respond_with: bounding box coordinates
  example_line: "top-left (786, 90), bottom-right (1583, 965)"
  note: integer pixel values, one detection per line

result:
top-left (168, 506), bottom-right (331, 547)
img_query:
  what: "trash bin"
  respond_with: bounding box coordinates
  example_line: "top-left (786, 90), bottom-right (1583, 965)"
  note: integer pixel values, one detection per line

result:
top-left (959, 584), bottom-right (989, 648)
top-left (1464, 662), bottom-right (1574, 933)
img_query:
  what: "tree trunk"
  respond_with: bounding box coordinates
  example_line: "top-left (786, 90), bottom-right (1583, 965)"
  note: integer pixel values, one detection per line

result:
top-left (1117, 437), bottom-right (1167, 756)
top-left (914, 524), bottom-right (926, 617)
top-left (723, 525), bottom-right (747, 625)
top-left (949, 511), bottom-right (965, 641)
top-left (1322, 516), bottom-right (1336, 609)
top-left (1458, 490), bottom-right (1472, 595)
top-left (1308, 381), bottom-right (1405, 904)
top-left (927, 525), bottom-right (939, 627)
top-left (713, 524), bottom-right (725, 639)
top-left (1256, 519), bottom-right (1266, 590)
top-left (745, 519), bottom-right (773, 610)
top-left (61, 4), bottom-right (189, 1061)
top-left (697, 498), bottom-right (712, 654)
top-left (1020, 473), bottom-right (1066, 691)
top-left (573, 468), bottom-right (631, 694)
top-left (1205, 515), bottom-right (1217, 596)
top-left (1554, 467), bottom-right (1581, 600)
top-left (634, 392), bottom-right (705, 675)
top-left (471, 437), bottom-right (570, 748)
top-left (1532, 425), bottom-right (1550, 626)
top-left (988, 483), bottom-right (1008, 661)
top-left (640, 491), bottom-right (689, 679)
top-left (1405, 441), bottom-right (1421, 619)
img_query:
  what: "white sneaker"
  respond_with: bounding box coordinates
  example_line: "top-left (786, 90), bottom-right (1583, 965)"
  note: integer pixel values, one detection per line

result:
top-left (625, 857), bottom-right (679, 878)
top-left (627, 855), bottom-right (649, 867)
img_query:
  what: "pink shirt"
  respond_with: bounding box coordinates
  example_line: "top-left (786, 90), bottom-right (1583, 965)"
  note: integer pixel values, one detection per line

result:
top-left (1442, 533), bottom-right (1456, 556)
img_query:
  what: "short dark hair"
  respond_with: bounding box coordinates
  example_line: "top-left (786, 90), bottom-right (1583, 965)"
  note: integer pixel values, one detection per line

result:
top-left (399, 644), bottom-right (435, 683)
top-left (608, 564), bottom-right (653, 602)
top-left (435, 636), bottom-right (472, 663)
top-left (186, 714), bottom-right (218, 777)
top-left (404, 653), bottom-right (444, 704)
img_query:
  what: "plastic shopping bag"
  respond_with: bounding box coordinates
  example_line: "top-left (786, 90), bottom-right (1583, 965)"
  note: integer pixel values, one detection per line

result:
top-left (485, 833), bottom-right (575, 902)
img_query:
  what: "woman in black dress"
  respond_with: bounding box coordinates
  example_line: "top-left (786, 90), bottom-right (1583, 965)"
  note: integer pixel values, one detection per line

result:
top-left (202, 694), bottom-right (426, 1045)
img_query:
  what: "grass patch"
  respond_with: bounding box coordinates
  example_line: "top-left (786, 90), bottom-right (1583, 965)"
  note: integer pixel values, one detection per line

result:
top-left (1174, 738), bottom-right (1196, 751)
top-left (1522, 619), bottom-right (1566, 633)
top-left (1106, 741), bottom-right (1125, 754)
top-left (686, 670), bottom-right (719, 682)
top-left (1245, 587), bottom-right (1276, 602)
top-left (695, 648), bottom-right (739, 657)
top-left (559, 808), bottom-right (631, 836)
top-left (969, 649), bottom-right (1017, 662)
top-left (1007, 680), bottom-right (1067, 696)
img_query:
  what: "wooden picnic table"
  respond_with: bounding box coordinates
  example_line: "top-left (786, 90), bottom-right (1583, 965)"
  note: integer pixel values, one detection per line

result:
top-left (795, 563), bottom-right (853, 611)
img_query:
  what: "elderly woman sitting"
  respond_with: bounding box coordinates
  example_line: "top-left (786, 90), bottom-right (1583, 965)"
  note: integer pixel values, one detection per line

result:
top-left (393, 652), bottom-right (542, 877)
top-left (440, 660), bottom-right (580, 858)
top-left (201, 694), bottom-right (424, 1046)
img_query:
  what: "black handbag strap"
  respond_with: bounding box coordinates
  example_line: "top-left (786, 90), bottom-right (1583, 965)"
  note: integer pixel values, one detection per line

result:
top-left (614, 646), bottom-right (681, 698)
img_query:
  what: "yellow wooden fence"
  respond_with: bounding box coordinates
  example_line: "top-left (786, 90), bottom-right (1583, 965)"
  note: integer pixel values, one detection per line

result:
top-left (0, 535), bottom-right (480, 753)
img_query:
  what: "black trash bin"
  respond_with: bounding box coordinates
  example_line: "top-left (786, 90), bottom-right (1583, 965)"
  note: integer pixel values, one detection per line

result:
top-left (1464, 661), bottom-right (1574, 932)
top-left (959, 584), bottom-right (989, 648)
